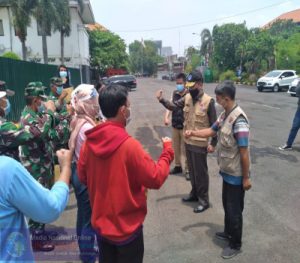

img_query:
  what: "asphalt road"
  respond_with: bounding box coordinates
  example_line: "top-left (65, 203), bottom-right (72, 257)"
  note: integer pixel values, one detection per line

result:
top-left (40, 78), bottom-right (300, 263)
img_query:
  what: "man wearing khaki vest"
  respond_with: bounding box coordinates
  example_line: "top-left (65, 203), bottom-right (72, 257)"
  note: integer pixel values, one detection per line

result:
top-left (185, 80), bottom-right (252, 259)
top-left (156, 70), bottom-right (217, 213)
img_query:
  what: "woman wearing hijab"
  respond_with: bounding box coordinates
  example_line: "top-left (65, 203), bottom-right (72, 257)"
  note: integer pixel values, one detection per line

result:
top-left (69, 84), bottom-right (101, 262)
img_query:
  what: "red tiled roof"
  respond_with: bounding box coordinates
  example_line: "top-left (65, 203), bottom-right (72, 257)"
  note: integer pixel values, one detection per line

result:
top-left (86, 23), bottom-right (108, 32)
top-left (263, 8), bottom-right (300, 28)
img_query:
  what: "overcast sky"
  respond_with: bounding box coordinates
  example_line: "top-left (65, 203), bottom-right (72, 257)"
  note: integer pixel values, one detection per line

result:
top-left (90, 0), bottom-right (299, 56)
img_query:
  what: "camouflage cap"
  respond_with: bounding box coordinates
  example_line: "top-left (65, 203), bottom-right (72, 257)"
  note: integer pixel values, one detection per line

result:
top-left (25, 82), bottom-right (48, 101)
top-left (0, 80), bottom-right (15, 96)
top-left (50, 77), bottom-right (64, 86)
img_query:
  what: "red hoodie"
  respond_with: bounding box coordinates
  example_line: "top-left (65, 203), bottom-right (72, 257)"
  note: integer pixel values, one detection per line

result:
top-left (77, 121), bottom-right (174, 242)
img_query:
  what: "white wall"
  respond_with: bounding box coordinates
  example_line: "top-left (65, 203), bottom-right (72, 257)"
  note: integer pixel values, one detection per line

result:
top-left (0, 6), bottom-right (90, 68)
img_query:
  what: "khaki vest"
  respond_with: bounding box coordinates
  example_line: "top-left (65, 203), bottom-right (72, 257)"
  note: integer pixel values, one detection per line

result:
top-left (183, 93), bottom-right (212, 147)
top-left (217, 106), bottom-right (249, 177)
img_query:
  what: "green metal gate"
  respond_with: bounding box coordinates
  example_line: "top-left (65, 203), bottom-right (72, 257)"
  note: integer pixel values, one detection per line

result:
top-left (0, 57), bottom-right (81, 121)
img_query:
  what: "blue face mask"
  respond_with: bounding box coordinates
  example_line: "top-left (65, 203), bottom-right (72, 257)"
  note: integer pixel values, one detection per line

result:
top-left (56, 86), bottom-right (63, 95)
top-left (4, 99), bottom-right (11, 116)
top-left (38, 103), bottom-right (45, 113)
top-left (176, 84), bottom-right (185, 92)
top-left (59, 71), bottom-right (68, 78)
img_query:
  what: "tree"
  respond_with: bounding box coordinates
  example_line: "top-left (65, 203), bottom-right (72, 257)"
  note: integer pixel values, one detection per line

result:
top-left (53, 0), bottom-right (83, 64)
top-left (200, 28), bottom-right (213, 66)
top-left (185, 46), bottom-right (199, 62)
top-left (89, 30), bottom-right (129, 75)
top-left (129, 40), bottom-right (163, 75)
top-left (10, 0), bottom-right (36, 61)
top-left (34, 0), bottom-right (56, 64)
top-left (276, 33), bottom-right (300, 73)
top-left (212, 23), bottom-right (249, 71)
top-left (52, 0), bottom-right (70, 65)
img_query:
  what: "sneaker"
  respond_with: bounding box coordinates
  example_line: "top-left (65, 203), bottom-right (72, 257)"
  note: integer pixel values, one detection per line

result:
top-left (279, 144), bottom-right (292, 151)
top-left (170, 166), bottom-right (182, 175)
top-left (215, 232), bottom-right (230, 241)
top-left (221, 246), bottom-right (241, 259)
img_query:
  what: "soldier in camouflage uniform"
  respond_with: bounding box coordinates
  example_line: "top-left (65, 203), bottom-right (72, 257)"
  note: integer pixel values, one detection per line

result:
top-left (19, 82), bottom-right (71, 252)
top-left (0, 81), bottom-right (35, 160)
top-left (48, 77), bottom-right (68, 113)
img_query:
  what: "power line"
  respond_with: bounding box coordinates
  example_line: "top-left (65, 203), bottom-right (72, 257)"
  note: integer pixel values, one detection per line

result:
top-left (113, 0), bottom-right (291, 33)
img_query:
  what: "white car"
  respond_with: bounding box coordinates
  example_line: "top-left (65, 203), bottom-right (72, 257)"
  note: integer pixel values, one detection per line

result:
top-left (257, 70), bottom-right (298, 92)
top-left (287, 78), bottom-right (300, 97)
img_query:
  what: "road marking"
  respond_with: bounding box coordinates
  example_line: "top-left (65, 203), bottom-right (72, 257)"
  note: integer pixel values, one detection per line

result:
top-left (251, 102), bottom-right (280, 110)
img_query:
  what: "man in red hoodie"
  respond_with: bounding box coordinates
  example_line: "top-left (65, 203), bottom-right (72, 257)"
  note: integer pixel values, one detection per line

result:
top-left (78, 84), bottom-right (174, 263)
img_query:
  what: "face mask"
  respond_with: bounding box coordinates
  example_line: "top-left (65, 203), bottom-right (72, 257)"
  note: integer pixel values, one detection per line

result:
top-left (125, 107), bottom-right (131, 126)
top-left (56, 86), bottom-right (63, 95)
top-left (189, 88), bottom-right (200, 99)
top-left (59, 71), bottom-right (68, 78)
top-left (176, 84), bottom-right (185, 92)
top-left (4, 99), bottom-right (11, 116)
top-left (38, 103), bottom-right (45, 113)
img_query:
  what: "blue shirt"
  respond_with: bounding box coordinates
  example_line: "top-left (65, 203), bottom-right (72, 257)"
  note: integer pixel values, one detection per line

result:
top-left (0, 156), bottom-right (69, 262)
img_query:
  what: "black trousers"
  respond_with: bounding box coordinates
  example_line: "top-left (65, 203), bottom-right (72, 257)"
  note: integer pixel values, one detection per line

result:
top-left (97, 231), bottom-right (144, 263)
top-left (223, 180), bottom-right (245, 249)
top-left (185, 144), bottom-right (209, 206)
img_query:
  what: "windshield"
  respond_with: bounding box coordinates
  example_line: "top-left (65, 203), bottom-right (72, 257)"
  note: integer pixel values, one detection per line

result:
top-left (265, 71), bottom-right (282, 78)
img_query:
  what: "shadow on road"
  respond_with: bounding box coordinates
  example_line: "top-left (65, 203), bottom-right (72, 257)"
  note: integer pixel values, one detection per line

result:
top-left (181, 222), bottom-right (227, 249)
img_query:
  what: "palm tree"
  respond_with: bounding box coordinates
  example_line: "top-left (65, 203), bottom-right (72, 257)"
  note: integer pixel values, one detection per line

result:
top-left (52, 0), bottom-right (70, 64)
top-left (200, 29), bottom-right (213, 66)
top-left (34, 0), bottom-right (56, 64)
top-left (52, 0), bottom-right (84, 64)
top-left (10, 0), bottom-right (37, 61)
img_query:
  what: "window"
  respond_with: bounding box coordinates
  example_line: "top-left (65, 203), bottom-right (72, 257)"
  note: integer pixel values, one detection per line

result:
top-left (37, 23), bottom-right (51, 36)
top-left (0, 20), bottom-right (4, 36)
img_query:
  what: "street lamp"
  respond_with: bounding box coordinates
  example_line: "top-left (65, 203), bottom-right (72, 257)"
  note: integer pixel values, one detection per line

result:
top-left (192, 32), bottom-right (201, 53)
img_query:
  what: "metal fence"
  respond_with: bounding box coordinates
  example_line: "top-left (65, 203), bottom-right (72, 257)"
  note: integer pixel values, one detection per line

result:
top-left (0, 57), bottom-right (81, 121)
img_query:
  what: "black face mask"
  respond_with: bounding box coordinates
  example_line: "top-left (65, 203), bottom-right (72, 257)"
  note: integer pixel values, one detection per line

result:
top-left (189, 88), bottom-right (199, 99)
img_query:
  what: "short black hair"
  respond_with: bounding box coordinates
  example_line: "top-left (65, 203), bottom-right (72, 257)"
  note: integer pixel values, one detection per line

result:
top-left (99, 84), bottom-right (128, 118)
top-left (215, 80), bottom-right (236, 100)
top-left (176, 73), bottom-right (186, 82)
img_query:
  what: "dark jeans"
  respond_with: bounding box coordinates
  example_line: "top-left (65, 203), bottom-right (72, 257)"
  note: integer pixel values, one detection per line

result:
top-left (222, 180), bottom-right (245, 250)
top-left (185, 144), bottom-right (209, 206)
top-left (71, 163), bottom-right (96, 262)
top-left (287, 108), bottom-right (300, 147)
top-left (97, 231), bottom-right (144, 263)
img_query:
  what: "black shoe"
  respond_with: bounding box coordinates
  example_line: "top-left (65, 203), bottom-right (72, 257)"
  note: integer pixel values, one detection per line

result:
top-left (279, 144), bottom-right (292, 151)
top-left (170, 166), bottom-right (182, 175)
top-left (193, 204), bottom-right (209, 213)
top-left (215, 232), bottom-right (230, 240)
top-left (182, 195), bottom-right (198, 202)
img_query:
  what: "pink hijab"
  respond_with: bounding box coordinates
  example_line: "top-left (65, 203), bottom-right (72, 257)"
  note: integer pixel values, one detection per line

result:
top-left (69, 84), bottom-right (100, 152)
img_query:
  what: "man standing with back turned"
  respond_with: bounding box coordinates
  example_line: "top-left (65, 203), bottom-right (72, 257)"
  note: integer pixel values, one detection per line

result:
top-left (78, 84), bottom-right (174, 263)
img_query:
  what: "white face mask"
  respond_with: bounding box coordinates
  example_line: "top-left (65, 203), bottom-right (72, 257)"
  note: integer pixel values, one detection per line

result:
top-left (125, 107), bottom-right (131, 126)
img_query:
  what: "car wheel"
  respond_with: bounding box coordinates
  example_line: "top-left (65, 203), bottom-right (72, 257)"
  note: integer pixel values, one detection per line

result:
top-left (273, 84), bottom-right (279, 92)
top-left (257, 86), bottom-right (263, 92)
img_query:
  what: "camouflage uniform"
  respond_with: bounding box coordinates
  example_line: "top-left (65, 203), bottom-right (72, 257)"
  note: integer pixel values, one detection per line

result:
top-left (48, 77), bottom-right (71, 152)
top-left (19, 82), bottom-right (71, 231)
top-left (0, 81), bottom-right (35, 160)
top-left (0, 117), bottom-right (35, 160)
top-left (48, 77), bottom-right (68, 114)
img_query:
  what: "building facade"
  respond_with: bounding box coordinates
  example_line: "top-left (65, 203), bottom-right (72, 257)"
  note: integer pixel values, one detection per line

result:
top-left (0, 0), bottom-right (95, 69)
